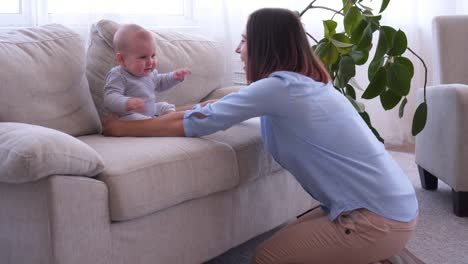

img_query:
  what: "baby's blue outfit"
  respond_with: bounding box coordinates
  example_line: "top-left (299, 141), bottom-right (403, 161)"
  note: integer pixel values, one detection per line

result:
top-left (183, 71), bottom-right (418, 222)
top-left (104, 66), bottom-right (181, 120)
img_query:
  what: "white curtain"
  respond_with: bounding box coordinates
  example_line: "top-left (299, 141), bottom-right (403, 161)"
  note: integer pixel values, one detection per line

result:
top-left (46, 0), bottom-right (468, 145)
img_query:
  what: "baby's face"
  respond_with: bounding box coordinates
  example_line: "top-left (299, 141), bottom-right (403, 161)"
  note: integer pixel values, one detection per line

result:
top-left (121, 37), bottom-right (157, 77)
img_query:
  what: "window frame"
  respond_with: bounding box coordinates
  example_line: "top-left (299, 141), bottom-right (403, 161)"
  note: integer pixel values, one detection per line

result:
top-left (0, 0), bottom-right (36, 27)
top-left (0, 0), bottom-right (196, 28)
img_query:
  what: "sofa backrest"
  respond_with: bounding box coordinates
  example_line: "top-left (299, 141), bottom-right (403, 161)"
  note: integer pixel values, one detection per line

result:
top-left (0, 24), bottom-right (102, 136)
top-left (432, 15), bottom-right (468, 85)
top-left (86, 19), bottom-right (225, 119)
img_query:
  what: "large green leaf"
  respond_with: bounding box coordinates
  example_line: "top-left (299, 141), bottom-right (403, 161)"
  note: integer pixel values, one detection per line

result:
top-left (373, 28), bottom-right (390, 62)
top-left (356, 25), bottom-right (373, 51)
top-left (399, 97), bottom-right (408, 118)
top-left (386, 62), bottom-right (411, 96)
top-left (380, 0), bottom-right (391, 13)
top-left (360, 111), bottom-right (371, 125)
top-left (342, 0), bottom-right (352, 14)
top-left (323, 20), bottom-right (338, 39)
top-left (349, 78), bottom-right (364, 91)
top-left (346, 84), bottom-right (357, 99)
top-left (380, 26), bottom-right (397, 48)
top-left (351, 19), bottom-right (368, 44)
top-left (362, 14), bottom-right (382, 31)
top-left (359, 111), bottom-right (384, 143)
top-left (368, 57), bottom-right (385, 81)
top-left (388, 30), bottom-right (407, 56)
top-left (370, 126), bottom-right (385, 143)
top-left (362, 67), bottom-right (386, 99)
top-left (412, 102), bottom-right (427, 136)
top-left (344, 6), bottom-right (362, 35)
top-left (394, 56), bottom-right (414, 78)
top-left (337, 56), bottom-right (356, 87)
top-left (349, 47), bottom-right (369, 65)
top-left (315, 41), bottom-right (339, 65)
top-left (331, 34), bottom-right (353, 54)
top-left (346, 95), bottom-right (365, 113)
top-left (380, 88), bottom-right (402, 110)
top-left (331, 38), bottom-right (354, 48)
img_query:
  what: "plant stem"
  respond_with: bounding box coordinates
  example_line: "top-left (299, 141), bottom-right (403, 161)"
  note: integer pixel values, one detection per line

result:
top-left (310, 6), bottom-right (344, 16)
top-left (306, 32), bottom-right (319, 43)
top-left (408, 47), bottom-right (427, 101)
top-left (299, 0), bottom-right (317, 17)
top-left (332, 0), bottom-right (351, 20)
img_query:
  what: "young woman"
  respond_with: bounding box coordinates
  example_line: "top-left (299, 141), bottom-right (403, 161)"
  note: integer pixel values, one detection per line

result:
top-left (103, 8), bottom-right (418, 264)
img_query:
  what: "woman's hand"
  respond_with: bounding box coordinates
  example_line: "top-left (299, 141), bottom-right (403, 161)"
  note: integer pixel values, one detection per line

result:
top-left (102, 114), bottom-right (123, 137)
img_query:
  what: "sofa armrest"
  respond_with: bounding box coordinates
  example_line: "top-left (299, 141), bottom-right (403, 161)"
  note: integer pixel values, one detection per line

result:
top-left (201, 85), bottom-right (245, 101)
top-left (0, 175), bottom-right (111, 264)
top-left (415, 84), bottom-right (468, 189)
top-left (0, 123), bottom-right (104, 184)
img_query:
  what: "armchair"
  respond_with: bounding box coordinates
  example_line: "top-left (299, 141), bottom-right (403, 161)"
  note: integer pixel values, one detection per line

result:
top-left (415, 15), bottom-right (468, 217)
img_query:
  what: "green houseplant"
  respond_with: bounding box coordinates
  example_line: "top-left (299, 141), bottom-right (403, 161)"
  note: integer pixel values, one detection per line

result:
top-left (299, 0), bottom-right (427, 142)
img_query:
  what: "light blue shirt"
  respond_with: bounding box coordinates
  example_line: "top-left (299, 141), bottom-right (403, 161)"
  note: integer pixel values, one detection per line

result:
top-left (184, 71), bottom-right (418, 222)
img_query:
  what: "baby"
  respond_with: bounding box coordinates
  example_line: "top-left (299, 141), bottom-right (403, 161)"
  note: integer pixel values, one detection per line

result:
top-left (103, 24), bottom-right (191, 120)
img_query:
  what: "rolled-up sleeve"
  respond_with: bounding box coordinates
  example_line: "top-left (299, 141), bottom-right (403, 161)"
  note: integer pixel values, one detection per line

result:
top-left (183, 77), bottom-right (286, 137)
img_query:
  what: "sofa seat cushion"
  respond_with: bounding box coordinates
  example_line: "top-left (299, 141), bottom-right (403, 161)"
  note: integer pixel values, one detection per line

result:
top-left (204, 118), bottom-right (282, 184)
top-left (79, 135), bottom-right (239, 221)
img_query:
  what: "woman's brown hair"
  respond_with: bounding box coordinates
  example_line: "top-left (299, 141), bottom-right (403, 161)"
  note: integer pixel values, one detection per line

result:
top-left (245, 8), bottom-right (330, 84)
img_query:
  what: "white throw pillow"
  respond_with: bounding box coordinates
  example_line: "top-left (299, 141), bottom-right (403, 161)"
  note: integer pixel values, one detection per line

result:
top-left (0, 123), bottom-right (105, 184)
top-left (0, 24), bottom-right (102, 136)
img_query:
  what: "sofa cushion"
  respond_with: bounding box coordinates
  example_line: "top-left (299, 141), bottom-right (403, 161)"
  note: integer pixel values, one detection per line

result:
top-left (205, 118), bottom-right (282, 184)
top-left (0, 24), bottom-right (102, 136)
top-left (86, 19), bottom-right (224, 119)
top-left (0, 123), bottom-right (104, 184)
top-left (79, 135), bottom-right (239, 221)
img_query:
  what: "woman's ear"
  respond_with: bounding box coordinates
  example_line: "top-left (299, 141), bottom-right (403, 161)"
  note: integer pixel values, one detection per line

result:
top-left (116, 52), bottom-right (125, 66)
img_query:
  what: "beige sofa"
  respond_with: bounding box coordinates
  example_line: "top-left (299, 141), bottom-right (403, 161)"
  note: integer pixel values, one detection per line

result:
top-left (0, 20), bottom-right (317, 263)
top-left (415, 15), bottom-right (468, 217)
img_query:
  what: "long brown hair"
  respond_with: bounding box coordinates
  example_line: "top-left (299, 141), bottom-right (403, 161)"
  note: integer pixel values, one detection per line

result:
top-left (245, 8), bottom-right (330, 84)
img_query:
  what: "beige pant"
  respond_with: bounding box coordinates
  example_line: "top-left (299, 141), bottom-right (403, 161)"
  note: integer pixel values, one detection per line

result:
top-left (253, 208), bottom-right (417, 264)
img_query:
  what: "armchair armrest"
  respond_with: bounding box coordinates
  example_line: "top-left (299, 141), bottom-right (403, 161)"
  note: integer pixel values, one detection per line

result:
top-left (0, 123), bottom-right (104, 184)
top-left (415, 84), bottom-right (468, 190)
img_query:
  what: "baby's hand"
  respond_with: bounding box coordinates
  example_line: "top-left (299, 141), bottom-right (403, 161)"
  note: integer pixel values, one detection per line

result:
top-left (174, 68), bottom-right (192, 81)
top-left (126, 97), bottom-right (145, 112)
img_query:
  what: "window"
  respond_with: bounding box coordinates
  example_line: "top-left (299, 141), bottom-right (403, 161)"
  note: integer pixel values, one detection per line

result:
top-left (2, 0), bottom-right (21, 13)
top-left (0, 0), bottom-right (34, 26)
top-left (0, 0), bottom-right (194, 27)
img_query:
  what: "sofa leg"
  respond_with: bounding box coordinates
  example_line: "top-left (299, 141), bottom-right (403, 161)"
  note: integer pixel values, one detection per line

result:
top-left (452, 189), bottom-right (468, 217)
top-left (418, 165), bottom-right (438, 190)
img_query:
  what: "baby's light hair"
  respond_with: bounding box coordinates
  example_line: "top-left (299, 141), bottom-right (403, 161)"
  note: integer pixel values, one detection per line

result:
top-left (113, 24), bottom-right (153, 53)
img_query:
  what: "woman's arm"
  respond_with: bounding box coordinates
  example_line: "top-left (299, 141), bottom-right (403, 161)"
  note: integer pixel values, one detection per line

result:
top-left (175, 99), bottom-right (218, 112)
top-left (102, 111), bottom-right (185, 137)
top-left (103, 76), bottom-right (286, 138)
